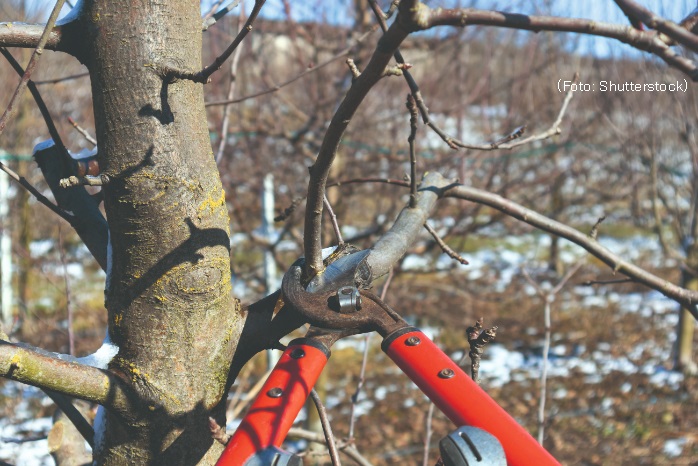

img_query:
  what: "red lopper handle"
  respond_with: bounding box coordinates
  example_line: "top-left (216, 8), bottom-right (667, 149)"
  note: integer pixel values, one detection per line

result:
top-left (382, 328), bottom-right (560, 466)
top-left (216, 339), bottom-right (329, 466)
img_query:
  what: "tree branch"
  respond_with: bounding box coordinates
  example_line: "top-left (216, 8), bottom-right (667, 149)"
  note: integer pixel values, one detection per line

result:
top-left (169, 0), bottom-right (266, 83)
top-left (403, 5), bottom-right (698, 80)
top-left (442, 182), bottom-right (698, 317)
top-left (0, 341), bottom-right (136, 416)
top-left (612, 0), bottom-right (698, 51)
top-left (205, 27), bottom-right (378, 107)
top-left (287, 428), bottom-right (374, 466)
top-left (303, 0), bottom-right (416, 277)
top-left (0, 22), bottom-right (64, 51)
top-left (364, 171), bottom-right (453, 282)
top-left (0, 0), bottom-right (67, 137)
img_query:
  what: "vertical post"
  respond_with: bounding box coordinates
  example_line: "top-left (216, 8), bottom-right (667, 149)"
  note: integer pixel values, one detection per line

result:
top-left (0, 163), bottom-right (12, 331)
top-left (261, 173), bottom-right (277, 370)
top-left (261, 173), bottom-right (277, 295)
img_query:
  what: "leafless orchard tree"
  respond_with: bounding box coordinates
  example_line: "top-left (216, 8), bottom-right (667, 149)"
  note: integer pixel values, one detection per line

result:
top-left (0, 0), bottom-right (697, 464)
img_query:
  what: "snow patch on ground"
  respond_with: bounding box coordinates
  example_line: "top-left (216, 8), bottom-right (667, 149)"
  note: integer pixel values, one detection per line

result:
top-left (0, 414), bottom-right (53, 465)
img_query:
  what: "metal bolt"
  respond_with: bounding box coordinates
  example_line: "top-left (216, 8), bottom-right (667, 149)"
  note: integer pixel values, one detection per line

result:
top-left (405, 336), bottom-right (421, 346)
top-left (290, 348), bottom-right (305, 359)
top-left (267, 387), bottom-right (283, 398)
top-left (336, 286), bottom-right (361, 313)
top-left (438, 368), bottom-right (455, 379)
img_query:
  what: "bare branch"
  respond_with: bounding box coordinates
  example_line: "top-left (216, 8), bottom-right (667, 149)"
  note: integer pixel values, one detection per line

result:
top-left (205, 27), bottom-right (378, 107)
top-left (33, 71), bottom-right (89, 85)
top-left (303, 2), bottom-right (415, 277)
top-left (0, 160), bottom-right (74, 223)
top-left (365, 172), bottom-right (453, 282)
top-left (443, 182), bottom-right (698, 316)
top-left (0, 22), bottom-right (64, 51)
top-left (405, 5), bottom-right (698, 80)
top-left (424, 223), bottom-right (469, 266)
top-left (406, 94), bottom-right (418, 207)
top-left (215, 6), bottom-right (246, 164)
top-left (0, 48), bottom-right (69, 152)
top-left (0, 341), bottom-right (136, 416)
top-left (67, 117), bottom-right (97, 146)
top-left (612, 0), bottom-right (698, 51)
top-left (309, 389), bottom-right (342, 466)
top-left (323, 195), bottom-right (344, 246)
top-left (0, 0), bottom-right (67, 137)
top-left (288, 428), bottom-right (374, 466)
top-left (171, 0), bottom-right (265, 83)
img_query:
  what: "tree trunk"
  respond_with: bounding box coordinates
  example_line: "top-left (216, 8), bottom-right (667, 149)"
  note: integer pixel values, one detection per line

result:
top-left (81, 0), bottom-right (241, 463)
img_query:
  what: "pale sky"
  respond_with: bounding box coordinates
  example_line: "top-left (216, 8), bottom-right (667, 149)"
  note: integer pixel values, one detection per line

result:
top-left (40, 0), bottom-right (698, 58)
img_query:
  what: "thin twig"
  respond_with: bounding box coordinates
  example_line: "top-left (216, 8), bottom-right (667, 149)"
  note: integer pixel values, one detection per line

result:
top-left (582, 278), bottom-right (633, 286)
top-left (215, 4), bottom-right (246, 164)
top-left (521, 262), bottom-right (581, 444)
top-left (0, 48), bottom-right (68, 152)
top-left (415, 6), bottom-right (698, 80)
top-left (287, 428), bottom-right (374, 466)
top-left (323, 195), bottom-right (344, 246)
top-left (422, 402), bottom-right (436, 466)
top-left (348, 269), bottom-right (393, 441)
top-left (424, 223), bottom-right (469, 265)
top-left (0, 0), bottom-right (67, 136)
top-left (198, 0), bottom-right (266, 83)
top-left (227, 368), bottom-right (272, 420)
top-left (0, 48), bottom-right (81, 221)
top-left (309, 389), bottom-right (342, 466)
top-left (67, 117), bottom-right (97, 146)
top-left (33, 71), bottom-right (89, 85)
top-left (367, 0), bottom-right (533, 152)
top-left (443, 182), bottom-right (698, 316)
top-left (205, 27), bottom-right (377, 106)
top-left (406, 94), bottom-right (418, 208)
top-left (0, 163), bottom-right (73, 223)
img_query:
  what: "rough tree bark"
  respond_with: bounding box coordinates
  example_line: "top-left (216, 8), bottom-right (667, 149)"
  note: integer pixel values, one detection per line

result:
top-left (82, 0), bottom-right (238, 463)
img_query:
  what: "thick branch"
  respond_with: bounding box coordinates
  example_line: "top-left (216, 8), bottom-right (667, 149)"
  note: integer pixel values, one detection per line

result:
top-left (0, 341), bottom-right (136, 416)
top-left (443, 183), bottom-right (698, 317)
top-left (303, 1), bottom-right (415, 277)
top-left (366, 172), bottom-right (453, 281)
top-left (0, 23), bottom-right (65, 51)
top-left (612, 0), bottom-right (698, 52)
top-left (405, 6), bottom-right (698, 80)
